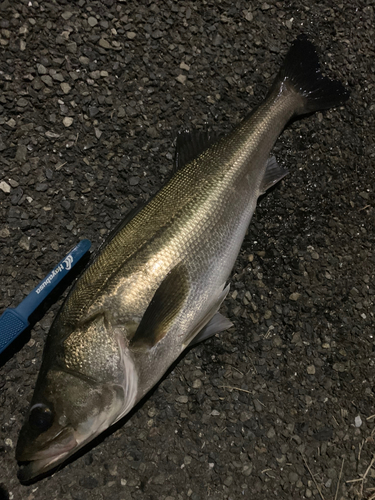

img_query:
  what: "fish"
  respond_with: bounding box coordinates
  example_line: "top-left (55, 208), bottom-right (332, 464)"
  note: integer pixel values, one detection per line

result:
top-left (16, 35), bottom-right (349, 482)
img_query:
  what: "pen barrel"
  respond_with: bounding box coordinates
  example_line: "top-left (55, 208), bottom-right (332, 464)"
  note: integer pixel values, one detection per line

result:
top-left (15, 239), bottom-right (91, 319)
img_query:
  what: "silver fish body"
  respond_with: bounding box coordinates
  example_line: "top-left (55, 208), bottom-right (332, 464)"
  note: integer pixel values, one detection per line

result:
top-left (16, 35), bottom-right (349, 481)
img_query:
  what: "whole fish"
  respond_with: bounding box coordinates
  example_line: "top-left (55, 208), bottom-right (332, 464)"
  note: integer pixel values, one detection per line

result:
top-left (16, 35), bottom-right (349, 481)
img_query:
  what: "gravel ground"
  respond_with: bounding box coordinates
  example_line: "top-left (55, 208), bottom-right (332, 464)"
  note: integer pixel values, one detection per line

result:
top-left (0, 1), bottom-right (374, 499)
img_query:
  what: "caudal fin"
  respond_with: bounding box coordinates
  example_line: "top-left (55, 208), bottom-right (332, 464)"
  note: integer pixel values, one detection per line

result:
top-left (275, 34), bottom-right (349, 115)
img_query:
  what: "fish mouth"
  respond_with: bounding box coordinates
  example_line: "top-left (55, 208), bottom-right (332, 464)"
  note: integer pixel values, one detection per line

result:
top-left (17, 432), bottom-right (78, 483)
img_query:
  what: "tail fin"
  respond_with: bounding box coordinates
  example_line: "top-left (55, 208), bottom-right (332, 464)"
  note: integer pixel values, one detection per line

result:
top-left (274, 34), bottom-right (349, 115)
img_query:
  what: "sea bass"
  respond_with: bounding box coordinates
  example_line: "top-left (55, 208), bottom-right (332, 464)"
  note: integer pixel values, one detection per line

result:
top-left (16, 36), bottom-right (349, 481)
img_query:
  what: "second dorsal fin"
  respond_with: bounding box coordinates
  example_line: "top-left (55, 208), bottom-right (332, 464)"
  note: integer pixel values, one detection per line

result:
top-left (174, 129), bottom-right (222, 171)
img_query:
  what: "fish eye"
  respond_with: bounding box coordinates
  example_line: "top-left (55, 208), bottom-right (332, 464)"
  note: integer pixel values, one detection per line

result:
top-left (29, 403), bottom-right (54, 431)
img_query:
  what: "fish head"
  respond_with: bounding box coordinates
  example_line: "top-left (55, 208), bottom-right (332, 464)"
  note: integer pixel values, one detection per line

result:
top-left (16, 315), bottom-right (138, 482)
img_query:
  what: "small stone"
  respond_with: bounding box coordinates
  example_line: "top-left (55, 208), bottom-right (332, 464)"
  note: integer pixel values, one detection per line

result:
top-left (285, 18), bottom-right (293, 29)
top-left (5, 438), bottom-right (13, 448)
top-left (176, 74), bottom-right (187, 84)
top-left (88, 16), bottom-right (98, 27)
top-left (88, 107), bottom-right (99, 118)
top-left (100, 70), bottom-right (109, 77)
top-left (147, 126), bottom-right (159, 138)
top-left (254, 399), bottom-right (263, 412)
top-left (35, 183), bottom-right (48, 192)
top-left (244, 10), bottom-right (253, 21)
top-left (32, 78), bottom-right (44, 90)
top-left (117, 107), bottom-right (126, 118)
top-left (41, 75), bottom-right (53, 86)
top-left (224, 476), bottom-right (233, 487)
top-left (333, 363), bottom-right (346, 372)
top-left (291, 332), bottom-right (301, 344)
top-left (63, 117), bottom-right (74, 127)
top-left (15, 144), bottom-right (27, 162)
top-left (79, 56), bottom-right (90, 65)
top-left (99, 38), bottom-right (111, 49)
top-left (129, 176), bottom-right (140, 186)
top-left (60, 82), bottom-right (71, 94)
top-left (192, 379), bottom-right (202, 389)
top-left (242, 464), bottom-right (252, 476)
top-left (289, 292), bottom-right (301, 301)
top-left (359, 191), bottom-right (369, 200)
top-left (180, 61), bottom-right (190, 71)
top-left (7, 118), bottom-right (16, 128)
top-left (152, 29), bottom-right (163, 39)
top-left (37, 63), bottom-right (47, 75)
top-left (0, 181), bottom-right (11, 193)
top-left (45, 131), bottom-right (61, 139)
top-left (311, 251), bottom-right (319, 260)
top-left (126, 106), bottom-right (137, 117)
top-left (267, 427), bottom-right (276, 439)
top-left (51, 240), bottom-right (59, 251)
top-left (153, 474), bottom-right (165, 485)
top-left (276, 455), bottom-right (286, 465)
top-left (67, 42), bottom-right (77, 53)
top-left (212, 34), bottom-right (222, 46)
top-left (240, 411), bottom-right (252, 422)
top-left (126, 32), bottom-right (136, 39)
top-left (61, 11), bottom-right (73, 20)
top-left (17, 97), bottom-right (28, 107)
top-left (51, 71), bottom-right (64, 82)
top-left (0, 227), bottom-right (10, 238)
top-left (307, 365), bottom-right (315, 375)
top-left (176, 395), bottom-right (188, 404)
top-left (289, 472), bottom-right (299, 483)
top-left (355, 415), bottom-right (362, 428)
top-left (18, 235), bottom-right (30, 251)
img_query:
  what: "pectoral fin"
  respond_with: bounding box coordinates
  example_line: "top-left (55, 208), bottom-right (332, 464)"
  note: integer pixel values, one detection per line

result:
top-left (129, 263), bottom-right (190, 350)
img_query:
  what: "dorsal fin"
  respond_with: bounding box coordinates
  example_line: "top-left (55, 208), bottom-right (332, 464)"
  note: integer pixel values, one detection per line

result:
top-left (174, 129), bottom-right (222, 171)
top-left (89, 203), bottom-right (145, 264)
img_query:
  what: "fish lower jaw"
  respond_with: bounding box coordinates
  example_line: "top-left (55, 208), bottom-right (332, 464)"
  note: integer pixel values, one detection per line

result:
top-left (18, 446), bottom-right (75, 482)
top-left (17, 431), bottom-right (79, 482)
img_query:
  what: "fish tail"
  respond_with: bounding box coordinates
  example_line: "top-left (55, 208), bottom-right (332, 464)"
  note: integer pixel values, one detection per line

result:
top-left (274, 34), bottom-right (349, 115)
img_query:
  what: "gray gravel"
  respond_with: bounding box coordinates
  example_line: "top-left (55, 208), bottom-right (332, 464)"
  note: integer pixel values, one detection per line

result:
top-left (0, 0), bottom-right (374, 499)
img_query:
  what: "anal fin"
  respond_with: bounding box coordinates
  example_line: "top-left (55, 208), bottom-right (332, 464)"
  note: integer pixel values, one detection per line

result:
top-left (189, 312), bottom-right (233, 347)
top-left (183, 284), bottom-right (231, 347)
top-left (259, 156), bottom-right (288, 194)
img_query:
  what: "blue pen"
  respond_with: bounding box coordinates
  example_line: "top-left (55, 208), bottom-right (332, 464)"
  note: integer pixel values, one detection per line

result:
top-left (0, 239), bottom-right (91, 354)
